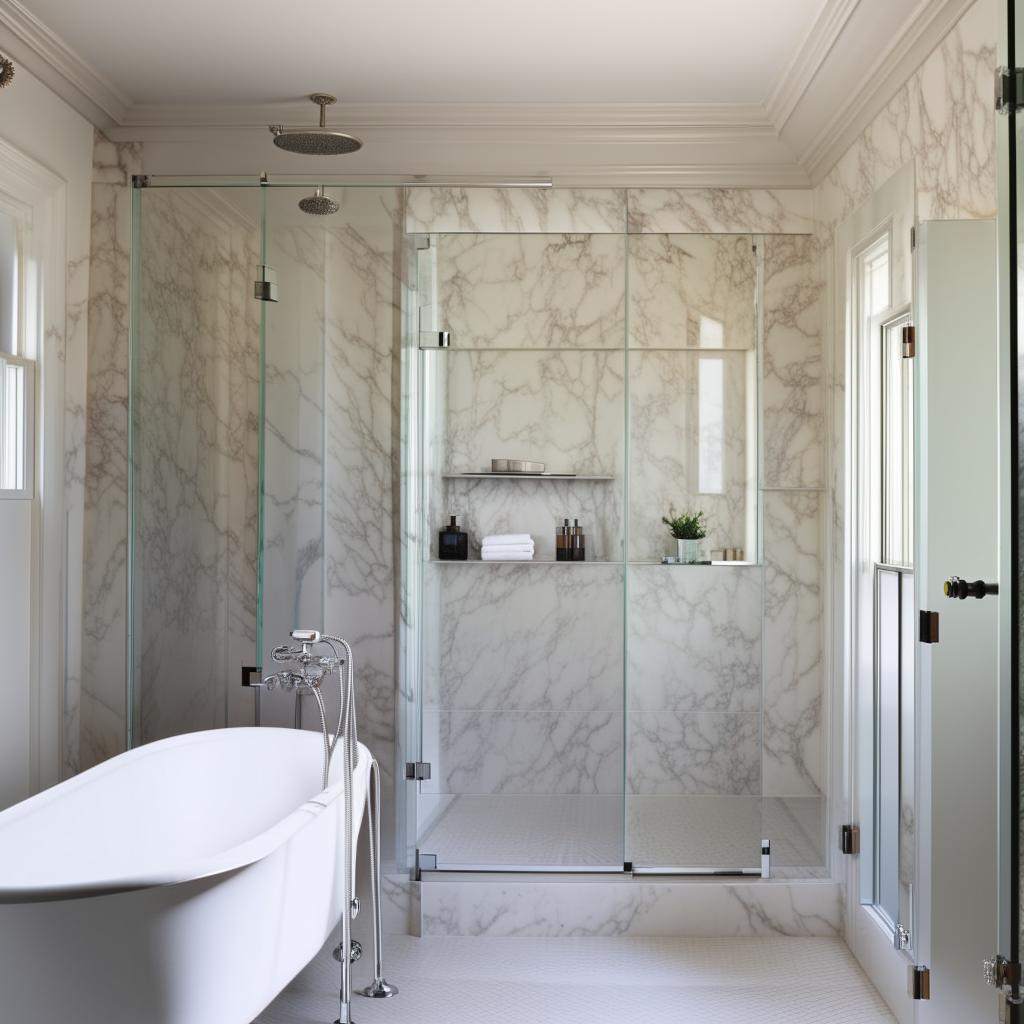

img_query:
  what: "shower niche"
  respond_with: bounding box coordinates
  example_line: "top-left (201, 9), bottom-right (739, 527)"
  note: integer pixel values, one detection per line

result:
top-left (404, 199), bottom-right (822, 876)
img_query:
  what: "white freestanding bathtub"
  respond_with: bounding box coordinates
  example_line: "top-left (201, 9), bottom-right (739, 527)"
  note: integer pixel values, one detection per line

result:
top-left (0, 727), bottom-right (371, 1024)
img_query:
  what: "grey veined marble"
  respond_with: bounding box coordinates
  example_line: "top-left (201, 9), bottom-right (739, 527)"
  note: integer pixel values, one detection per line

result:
top-left (438, 233), bottom-right (626, 349)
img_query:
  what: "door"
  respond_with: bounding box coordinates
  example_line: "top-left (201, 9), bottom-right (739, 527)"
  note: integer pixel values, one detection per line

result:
top-left (915, 219), bottom-right (1001, 1024)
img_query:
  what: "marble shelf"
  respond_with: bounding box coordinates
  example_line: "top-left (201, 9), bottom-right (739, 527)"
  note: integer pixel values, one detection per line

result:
top-left (442, 473), bottom-right (615, 481)
top-left (430, 559), bottom-right (622, 566)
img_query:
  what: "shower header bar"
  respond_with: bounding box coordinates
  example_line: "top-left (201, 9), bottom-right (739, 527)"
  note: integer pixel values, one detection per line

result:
top-left (132, 174), bottom-right (554, 189)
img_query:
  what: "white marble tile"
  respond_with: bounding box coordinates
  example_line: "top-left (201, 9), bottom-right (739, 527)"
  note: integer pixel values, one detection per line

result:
top-left (763, 491), bottom-right (824, 797)
top-left (423, 562), bottom-right (623, 712)
top-left (628, 712), bottom-right (760, 796)
top-left (628, 189), bottom-right (813, 235)
top-left (627, 565), bottom-right (762, 713)
top-left (424, 710), bottom-right (624, 795)
top-left (438, 233), bottom-right (625, 348)
top-left (419, 879), bottom-right (841, 938)
top-left (259, 934), bottom-right (897, 1024)
top-left (443, 349), bottom-right (625, 476)
top-left (406, 187), bottom-right (627, 234)
top-left (628, 234), bottom-right (756, 349)
top-left (815, 0), bottom-right (996, 236)
top-left (81, 132), bottom-right (142, 770)
top-left (762, 235), bottom-right (824, 490)
top-left (629, 349), bottom-right (755, 561)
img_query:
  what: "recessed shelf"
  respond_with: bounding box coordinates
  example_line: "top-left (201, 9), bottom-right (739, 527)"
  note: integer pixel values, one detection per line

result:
top-left (443, 473), bottom-right (615, 481)
top-left (429, 559), bottom-right (622, 566)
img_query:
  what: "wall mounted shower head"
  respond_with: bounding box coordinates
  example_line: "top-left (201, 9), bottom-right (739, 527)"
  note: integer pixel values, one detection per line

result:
top-left (270, 94), bottom-right (362, 155)
top-left (298, 185), bottom-right (340, 216)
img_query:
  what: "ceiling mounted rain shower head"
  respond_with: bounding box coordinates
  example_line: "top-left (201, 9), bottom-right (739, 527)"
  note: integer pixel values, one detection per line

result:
top-left (298, 185), bottom-right (340, 216)
top-left (0, 54), bottom-right (14, 89)
top-left (270, 94), bottom-right (362, 156)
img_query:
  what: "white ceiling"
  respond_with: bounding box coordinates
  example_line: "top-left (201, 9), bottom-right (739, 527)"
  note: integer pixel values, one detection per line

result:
top-left (0, 0), bottom-right (979, 185)
top-left (19, 0), bottom-right (828, 106)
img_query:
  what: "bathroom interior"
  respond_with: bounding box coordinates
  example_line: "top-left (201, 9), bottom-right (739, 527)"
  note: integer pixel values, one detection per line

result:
top-left (0, 0), bottom-right (1019, 1021)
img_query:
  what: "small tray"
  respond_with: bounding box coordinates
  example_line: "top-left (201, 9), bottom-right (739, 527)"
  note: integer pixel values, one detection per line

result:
top-left (491, 459), bottom-right (545, 474)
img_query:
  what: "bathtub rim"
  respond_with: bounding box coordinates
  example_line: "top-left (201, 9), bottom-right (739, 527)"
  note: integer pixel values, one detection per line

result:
top-left (0, 727), bottom-right (370, 905)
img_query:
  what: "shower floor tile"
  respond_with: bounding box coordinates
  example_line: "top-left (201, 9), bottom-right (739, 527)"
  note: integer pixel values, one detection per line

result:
top-left (255, 934), bottom-right (895, 1023)
top-left (416, 794), bottom-right (825, 871)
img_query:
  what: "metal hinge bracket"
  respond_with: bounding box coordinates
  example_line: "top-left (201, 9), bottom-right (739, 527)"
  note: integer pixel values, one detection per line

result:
top-left (996, 67), bottom-right (1024, 114)
top-left (909, 965), bottom-right (930, 1000)
top-left (920, 610), bottom-right (940, 644)
top-left (902, 324), bottom-right (916, 358)
top-left (910, 225), bottom-right (916, 251)
top-left (839, 824), bottom-right (860, 855)
top-left (985, 955), bottom-right (1024, 1004)
top-left (405, 761), bottom-right (432, 781)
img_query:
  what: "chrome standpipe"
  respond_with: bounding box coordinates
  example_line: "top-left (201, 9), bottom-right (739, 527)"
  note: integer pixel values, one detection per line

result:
top-left (358, 756), bottom-right (398, 999)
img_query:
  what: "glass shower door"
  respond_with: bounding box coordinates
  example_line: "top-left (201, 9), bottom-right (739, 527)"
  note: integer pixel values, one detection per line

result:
top-left (130, 183), bottom-right (263, 743)
top-left (410, 221), bottom-right (628, 871)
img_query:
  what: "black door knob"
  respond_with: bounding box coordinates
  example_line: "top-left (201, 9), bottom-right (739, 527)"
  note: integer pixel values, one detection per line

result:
top-left (944, 576), bottom-right (999, 600)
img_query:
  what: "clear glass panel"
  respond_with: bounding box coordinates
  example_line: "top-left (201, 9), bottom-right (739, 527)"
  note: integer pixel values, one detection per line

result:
top-left (412, 227), bottom-right (627, 869)
top-left (881, 313), bottom-right (914, 566)
top-left (875, 567), bottom-right (901, 925)
top-left (0, 209), bottom-right (16, 356)
top-left (625, 234), bottom-right (769, 873)
top-left (130, 186), bottom-right (262, 742)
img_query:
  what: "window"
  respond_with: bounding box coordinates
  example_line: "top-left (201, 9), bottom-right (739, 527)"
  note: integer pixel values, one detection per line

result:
top-left (698, 356), bottom-right (724, 494)
top-left (880, 312), bottom-right (914, 566)
top-left (0, 206), bottom-right (32, 499)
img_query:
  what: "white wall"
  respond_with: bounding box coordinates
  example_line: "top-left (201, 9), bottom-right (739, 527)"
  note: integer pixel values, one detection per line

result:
top-left (0, 61), bottom-right (93, 803)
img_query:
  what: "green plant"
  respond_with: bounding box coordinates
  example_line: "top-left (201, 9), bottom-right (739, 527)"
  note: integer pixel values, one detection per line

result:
top-left (662, 508), bottom-right (707, 540)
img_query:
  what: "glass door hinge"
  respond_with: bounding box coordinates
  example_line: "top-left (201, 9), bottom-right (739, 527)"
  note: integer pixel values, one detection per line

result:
top-left (839, 824), bottom-right (860, 855)
top-left (894, 924), bottom-right (911, 951)
top-left (405, 762), bottom-right (432, 781)
top-left (985, 956), bottom-right (1024, 1004)
top-left (909, 965), bottom-right (930, 1000)
top-left (996, 67), bottom-right (1024, 114)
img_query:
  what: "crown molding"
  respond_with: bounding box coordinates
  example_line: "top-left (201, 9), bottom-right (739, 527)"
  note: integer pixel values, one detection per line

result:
top-left (119, 100), bottom-right (775, 129)
top-left (765, 0), bottom-right (862, 131)
top-left (801, 0), bottom-right (976, 182)
top-left (0, 0), bottom-right (129, 125)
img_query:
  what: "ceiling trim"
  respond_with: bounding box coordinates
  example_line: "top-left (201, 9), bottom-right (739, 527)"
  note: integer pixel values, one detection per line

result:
top-left (119, 100), bottom-right (775, 129)
top-left (801, 0), bottom-right (976, 182)
top-left (765, 0), bottom-right (862, 131)
top-left (0, 0), bottom-right (128, 124)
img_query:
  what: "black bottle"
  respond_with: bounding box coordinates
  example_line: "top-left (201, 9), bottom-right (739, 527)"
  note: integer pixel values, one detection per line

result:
top-left (556, 519), bottom-right (570, 561)
top-left (438, 515), bottom-right (469, 560)
top-left (571, 518), bottom-right (586, 562)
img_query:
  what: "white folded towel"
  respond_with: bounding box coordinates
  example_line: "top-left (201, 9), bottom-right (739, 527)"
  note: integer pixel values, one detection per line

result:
top-left (482, 544), bottom-right (534, 556)
top-left (482, 533), bottom-right (533, 546)
top-left (481, 550), bottom-right (534, 561)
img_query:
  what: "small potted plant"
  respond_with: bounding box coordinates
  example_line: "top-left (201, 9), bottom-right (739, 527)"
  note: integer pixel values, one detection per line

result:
top-left (662, 508), bottom-right (707, 564)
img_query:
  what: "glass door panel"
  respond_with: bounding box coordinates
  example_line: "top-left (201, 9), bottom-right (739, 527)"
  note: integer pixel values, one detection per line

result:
top-left (410, 226), bottom-right (627, 870)
top-left (130, 185), bottom-right (263, 743)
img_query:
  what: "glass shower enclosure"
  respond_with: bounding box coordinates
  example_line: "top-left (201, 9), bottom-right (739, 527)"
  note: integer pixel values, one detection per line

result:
top-left (129, 180), bottom-right (825, 877)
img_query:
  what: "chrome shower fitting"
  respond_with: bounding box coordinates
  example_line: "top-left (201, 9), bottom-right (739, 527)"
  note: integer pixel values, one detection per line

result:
top-left (269, 93), bottom-right (362, 155)
top-left (298, 185), bottom-right (340, 216)
top-left (0, 55), bottom-right (14, 89)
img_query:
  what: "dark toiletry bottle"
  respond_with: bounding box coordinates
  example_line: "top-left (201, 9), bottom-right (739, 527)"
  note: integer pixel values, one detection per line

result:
top-left (438, 515), bottom-right (469, 560)
top-left (556, 519), bottom-right (570, 561)
top-left (571, 518), bottom-right (586, 562)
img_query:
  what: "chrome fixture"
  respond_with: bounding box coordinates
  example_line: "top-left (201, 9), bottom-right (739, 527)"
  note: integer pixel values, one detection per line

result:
top-left (262, 629), bottom-right (396, 1023)
top-left (270, 94), bottom-right (362, 156)
top-left (299, 184), bottom-right (340, 216)
top-left (0, 54), bottom-right (13, 89)
top-left (254, 265), bottom-right (278, 303)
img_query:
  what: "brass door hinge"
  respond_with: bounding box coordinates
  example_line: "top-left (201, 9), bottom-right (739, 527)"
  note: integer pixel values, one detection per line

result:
top-left (902, 324), bottom-right (916, 358)
top-left (920, 610), bottom-right (940, 644)
top-left (996, 67), bottom-right (1024, 114)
